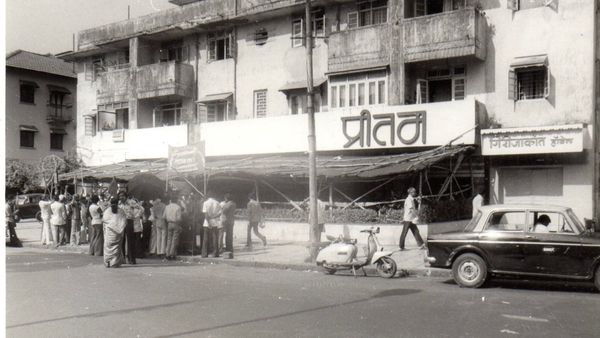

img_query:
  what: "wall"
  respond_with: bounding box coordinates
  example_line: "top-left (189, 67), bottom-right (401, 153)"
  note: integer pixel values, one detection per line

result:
top-left (5, 68), bottom-right (77, 164)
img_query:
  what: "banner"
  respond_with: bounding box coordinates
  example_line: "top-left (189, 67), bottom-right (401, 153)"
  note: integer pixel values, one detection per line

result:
top-left (168, 141), bottom-right (205, 173)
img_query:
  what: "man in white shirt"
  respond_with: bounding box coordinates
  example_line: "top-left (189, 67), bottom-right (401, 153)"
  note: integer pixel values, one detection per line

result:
top-left (534, 214), bottom-right (551, 233)
top-left (399, 187), bottom-right (425, 250)
top-left (472, 186), bottom-right (485, 218)
top-left (163, 195), bottom-right (183, 260)
top-left (50, 195), bottom-right (68, 247)
top-left (201, 191), bottom-right (221, 258)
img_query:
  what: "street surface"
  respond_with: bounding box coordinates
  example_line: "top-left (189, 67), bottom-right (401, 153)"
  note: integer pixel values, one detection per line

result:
top-left (6, 247), bottom-right (600, 338)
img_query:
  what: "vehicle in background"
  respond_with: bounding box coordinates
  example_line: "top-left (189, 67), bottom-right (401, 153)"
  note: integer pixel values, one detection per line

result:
top-left (13, 193), bottom-right (47, 222)
top-left (426, 204), bottom-right (600, 291)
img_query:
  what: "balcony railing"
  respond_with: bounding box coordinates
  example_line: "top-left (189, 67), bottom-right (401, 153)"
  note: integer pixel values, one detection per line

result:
top-left (46, 103), bottom-right (73, 124)
top-left (136, 61), bottom-right (194, 99)
top-left (403, 8), bottom-right (487, 63)
top-left (328, 24), bottom-right (390, 73)
top-left (97, 68), bottom-right (130, 105)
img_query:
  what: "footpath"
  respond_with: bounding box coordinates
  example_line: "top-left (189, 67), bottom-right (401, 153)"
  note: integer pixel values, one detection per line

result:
top-left (13, 219), bottom-right (453, 278)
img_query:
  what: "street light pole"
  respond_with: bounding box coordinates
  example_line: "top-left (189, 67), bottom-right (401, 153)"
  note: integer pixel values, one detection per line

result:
top-left (305, 0), bottom-right (319, 261)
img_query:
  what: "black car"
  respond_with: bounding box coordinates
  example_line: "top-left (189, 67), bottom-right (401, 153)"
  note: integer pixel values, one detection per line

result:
top-left (426, 204), bottom-right (600, 291)
top-left (14, 193), bottom-right (47, 222)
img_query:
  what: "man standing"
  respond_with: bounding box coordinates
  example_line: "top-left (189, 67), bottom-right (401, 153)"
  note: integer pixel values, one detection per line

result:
top-left (220, 193), bottom-right (236, 257)
top-left (472, 185), bottom-right (485, 218)
top-left (6, 196), bottom-right (22, 247)
top-left (118, 191), bottom-right (142, 264)
top-left (151, 198), bottom-right (167, 258)
top-left (246, 193), bottom-right (267, 248)
top-left (399, 187), bottom-right (425, 251)
top-left (202, 191), bottom-right (221, 258)
top-left (50, 195), bottom-right (67, 248)
top-left (39, 195), bottom-right (53, 246)
top-left (163, 195), bottom-right (183, 260)
top-left (69, 195), bottom-right (82, 246)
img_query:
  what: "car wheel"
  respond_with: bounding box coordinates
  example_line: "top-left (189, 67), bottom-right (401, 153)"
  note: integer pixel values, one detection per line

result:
top-left (35, 211), bottom-right (43, 223)
top-left (376, 256), bottom-right (397, 278)
top-left (452, 253), bottom-right (488, 288)
top-left (594, 266), bottom-right (600, 292)
top-left (322, 263), bottom-right (336, 275)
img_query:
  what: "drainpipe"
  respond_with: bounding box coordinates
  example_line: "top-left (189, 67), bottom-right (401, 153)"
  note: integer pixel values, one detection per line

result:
top-left (593, 2), bottom-right (600, 222)
top-left (233, 0), bottom-right (238, 120)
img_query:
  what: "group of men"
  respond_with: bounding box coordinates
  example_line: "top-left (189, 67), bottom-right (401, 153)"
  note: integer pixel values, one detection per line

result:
top-left (37, 194), bottom-right (90, 248)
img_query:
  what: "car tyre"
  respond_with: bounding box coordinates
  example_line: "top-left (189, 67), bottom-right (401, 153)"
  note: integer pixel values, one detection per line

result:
top-left (594, 266), bottom-right (600, 292)
top-left (35, 211), bottom-right (43, 223)
top-left (452, 253), bottom-right (488, 288)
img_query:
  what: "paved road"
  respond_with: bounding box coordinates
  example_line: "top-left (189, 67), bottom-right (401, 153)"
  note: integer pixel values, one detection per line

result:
top-left (6, 247), bottom-right (600, 338)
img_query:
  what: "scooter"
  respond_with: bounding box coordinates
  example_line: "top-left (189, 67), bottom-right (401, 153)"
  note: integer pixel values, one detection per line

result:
top-left (315, 227), bottom-right (397, 278)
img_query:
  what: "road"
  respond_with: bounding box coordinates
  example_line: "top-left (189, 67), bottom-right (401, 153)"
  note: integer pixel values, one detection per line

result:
top-left (6, 247), bottom-right (600, 338)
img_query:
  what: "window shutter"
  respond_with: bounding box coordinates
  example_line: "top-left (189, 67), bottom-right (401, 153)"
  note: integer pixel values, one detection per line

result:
top-left (544, 66), bottom-right (550, 98)
top-left (227, 32), bottom-right (236, 59)
top-left (508, 69), bottom-right (516, 100)
top-left (416, 79), bottom-right (428, 104)
top-left (507, 0), bottom-right (519, 11)
top-left (197, 104), bottom-right (208, 123)
top-left (292, 20), bottom-right (304, 47)
top-left (208, 40), bottom-right (216, 61)
top-left (452, 78), bottom-right (466, 101)
top-left (84, 63), bottom-right (93, 81)
top-left (347, 12), bottom-right (358, 29)
top-left (84, 117), bottom-right (96, 136)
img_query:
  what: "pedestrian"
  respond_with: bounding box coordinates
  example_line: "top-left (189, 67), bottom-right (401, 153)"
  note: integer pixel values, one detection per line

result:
top-left (201, 191), bottom-right (221, 257)
top-left (472, 185), bottom-right (485, 218)
top-left (133, 208), bottom-right (145, 259)
top-left (220, 193), bottom-right (236, 257)
top-left (118, 191), bottom-right (143, 265)
top-left (141, 200), bottom-right (152, 255)
top-left (190, 193), bottom-right (205, 254)
top-left (39, 195), bottom-right (53, 246)
top-left (80, 196), bottom-right (91, 244)
top-left (308, 197), bottom-right (327, 233)
top-left (50, 195), bottom-right (68, 248)
top-left (163, 195), bottom-right (183, 260)
top-left (88, 195), bottom-right (104, 256)
top-left (103, 197), bottom-right (127, 268)
top-left (64, 195), bottom-right (72, 245)
top-left (69, 195), bottom-right (82, 246)
top-left (246, 193), bottom-right (266, 249)
top-left (5, 196), bottom-right (22, 247)
top-left (151, 198), bottom-right (167, 258)
top-left (399, 187), bottom-right (425, 251)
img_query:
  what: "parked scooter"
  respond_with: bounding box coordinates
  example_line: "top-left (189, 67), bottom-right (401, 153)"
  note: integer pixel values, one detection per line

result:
top-left (316, 227), bottom-right (397, 278)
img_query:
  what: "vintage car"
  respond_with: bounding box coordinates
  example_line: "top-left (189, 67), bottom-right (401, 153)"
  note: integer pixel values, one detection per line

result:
top-left (13, 193), bottom-right (47, 222)
top-left (426, 204), bottom-right (600, 290)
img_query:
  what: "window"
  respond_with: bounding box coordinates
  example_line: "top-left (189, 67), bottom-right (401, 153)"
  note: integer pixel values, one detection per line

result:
top-left (254, 90), bottom-right (267, 118)
top-left (507, 0), bottom-right (550, 11)
top-left (485, 211), bottom-right (526, 232)
top-left (530, 212), bottom-right (578, 234)
top-left (208, 31), bottom-right (233, 61)
top-left (84, 116), bottom-right (96, 136)
top-left (206, 102), bottom-right (228, 122)
top-left (414, 0), bottom-right (443, 17)
top-left (292, 19), bottom-right (304, 47)
top-left (115, 108), bottom-right (129, 129)
top-left (154, 103), bottom-right (183, 127)
top-left (20, 131), bottom-right (35, 148)
top-left (50, 133), bottom-right (64, 151)
top-left (516, 67), bottom-right (547, 100)
top-left (292, 12), bottom-right (324, 47)
top-left (160, 44), bottom-right (188, 62)
top-left (452, 0), bottom-right (467, 10)
top-left (20, 81), bottom-right (36, 103)
top-left (255, 28), bottom-right (268, 46)
top-left (330, 70), bottom-right (387, 109)
top-left (415, 66), bottom-right (466, 103)
top-left (91, 58), bottom-right (105, 81)
top-left (355, 0), bottom-right (387, 27)
top-left (98, 102), bottom-right (128, 131)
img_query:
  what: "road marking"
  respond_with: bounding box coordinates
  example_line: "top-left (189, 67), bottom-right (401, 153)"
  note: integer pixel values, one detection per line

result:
top-left (502, 314), bottom-right (549, 323)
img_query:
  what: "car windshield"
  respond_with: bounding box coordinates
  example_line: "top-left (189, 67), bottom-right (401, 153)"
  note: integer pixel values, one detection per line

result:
top-left (15, 196), bottom-right (28, 205)
top-left (464, 211), bottom-right (481, 232)
top-left (566, 209), bottom-right (585, 233)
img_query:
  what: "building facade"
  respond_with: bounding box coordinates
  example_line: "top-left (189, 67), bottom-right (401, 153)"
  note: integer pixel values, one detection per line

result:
top-left (6, 50), bottom-right (77, 164)
top-left (63, 0), bottom-right (599, 220)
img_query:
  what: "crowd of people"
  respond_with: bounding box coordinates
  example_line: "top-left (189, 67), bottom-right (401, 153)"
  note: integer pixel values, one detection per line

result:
top-left (6, 189), bottom-right (268, 268)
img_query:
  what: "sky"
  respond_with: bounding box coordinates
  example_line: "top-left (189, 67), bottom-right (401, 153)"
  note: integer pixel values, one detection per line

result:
top-left (5, 0), bottom-right (177, 55)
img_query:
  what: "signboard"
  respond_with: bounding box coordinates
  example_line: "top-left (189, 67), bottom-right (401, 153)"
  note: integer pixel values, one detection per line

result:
top-left (481, 124), bottom-right (584, 156)
top-left (168, 142), bottom-right (205, 173)
top-left (341, 110), bottom-right (426, 148)
top-left (112, 129), bottom-right (125, 142)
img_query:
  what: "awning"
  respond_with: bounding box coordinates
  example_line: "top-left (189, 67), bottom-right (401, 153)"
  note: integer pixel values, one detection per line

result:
top-left (47, 84), bottom-right (71, 94)
top-left (50, 128), bottom-right (67, 135)
top-left (197, 92), bottom-right (233, 103)
top-left (325, 63), bottom-right (389, 76)
top-left (510, 55), bottom-right (548, 68)
top-left (279, 78), bottom-right (327, 92)
top-left (59, 145), bottom-right (473, 181)
top-left (20, 80), bottom-right (39, 88)
top-left (82, 110), bottom-right (97, 117)
top-left (19, 125), bottom-right (39, 132)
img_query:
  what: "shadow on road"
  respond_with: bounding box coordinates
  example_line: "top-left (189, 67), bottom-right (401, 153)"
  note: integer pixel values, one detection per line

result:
top-left (158, 288), bottom-right (421, 337)
top-left (440, 278), bottom-right (598, 294)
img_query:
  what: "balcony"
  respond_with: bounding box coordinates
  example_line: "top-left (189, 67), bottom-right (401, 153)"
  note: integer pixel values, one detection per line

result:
top-left (97, 68), bottom-right (130, 105)
top-left (328, 24), bottom-right (390, 74)
top-left (403, 8), bottom-right (486, 63)
top-left (136, 61), bottom-right (195, 99)
top-left (46, 104), bottom-right (73, 124)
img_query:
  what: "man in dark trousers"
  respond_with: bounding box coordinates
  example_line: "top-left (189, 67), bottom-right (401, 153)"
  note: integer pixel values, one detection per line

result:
top-left (399, 187), bottom-right (425, 251)
top-left (220, 193), bottom-right (236, 258)
top-left (118, 191), bottom-right (142, 264)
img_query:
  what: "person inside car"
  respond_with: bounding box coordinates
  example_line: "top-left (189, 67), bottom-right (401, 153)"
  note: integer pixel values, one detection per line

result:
top-left (534, 214), bottom-right (551, 233)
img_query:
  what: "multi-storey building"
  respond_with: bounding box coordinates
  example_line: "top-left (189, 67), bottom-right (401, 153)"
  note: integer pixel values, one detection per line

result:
top-left (6, 50), bottom-right (77, 164)
top-left (62, 0), bottom-right (599, 220)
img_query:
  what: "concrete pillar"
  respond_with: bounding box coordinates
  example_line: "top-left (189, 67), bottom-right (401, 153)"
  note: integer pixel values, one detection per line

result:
top-left (128, 37), bottom-right (139, 129)
top-left (388, 0), bottom-right (404, 106)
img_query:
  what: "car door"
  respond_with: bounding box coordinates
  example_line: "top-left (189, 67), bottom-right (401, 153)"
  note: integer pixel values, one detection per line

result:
top-left (477, 210), bottom-right (527, 273)
top-left (523, 211), bottom-right (586, 277)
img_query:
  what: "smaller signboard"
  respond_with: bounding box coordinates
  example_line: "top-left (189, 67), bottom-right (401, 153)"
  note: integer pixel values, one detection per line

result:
top-left (481, 124), bottom-right (584, 156)
top-left (168, 142), bottom-right (205, 173)
top-left (112, 129), bottom-right (125, 142)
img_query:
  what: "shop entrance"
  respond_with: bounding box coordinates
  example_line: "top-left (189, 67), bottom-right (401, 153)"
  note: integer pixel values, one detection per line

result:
top-left (497, 167), bottom-right (563, 205)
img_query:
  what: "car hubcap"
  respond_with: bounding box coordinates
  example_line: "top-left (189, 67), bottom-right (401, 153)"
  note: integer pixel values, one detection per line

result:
top-left (459, 261), bottom-right (479, 281)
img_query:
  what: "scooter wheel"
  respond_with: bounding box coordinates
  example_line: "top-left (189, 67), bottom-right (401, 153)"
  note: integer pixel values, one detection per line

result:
top-left (376, 257), bottom-right (397, 278)
top-left (322, 264), bottom-right (336, 275)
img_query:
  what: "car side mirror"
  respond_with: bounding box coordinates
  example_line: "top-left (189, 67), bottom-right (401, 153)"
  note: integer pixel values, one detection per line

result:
top-left (584, 218), bottom-right (598, 233)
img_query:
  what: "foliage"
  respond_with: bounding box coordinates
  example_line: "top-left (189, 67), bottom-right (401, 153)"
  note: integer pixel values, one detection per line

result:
top-left (5, 159), bottom-right (40, 194)
top-left (418, 199), bottom-right (471, 223)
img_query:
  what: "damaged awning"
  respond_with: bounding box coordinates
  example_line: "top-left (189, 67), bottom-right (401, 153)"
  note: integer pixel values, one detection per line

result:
top-left (59, 145), bottom-right (473, 182)
top-left (279, 78), bottom-right (327, 92)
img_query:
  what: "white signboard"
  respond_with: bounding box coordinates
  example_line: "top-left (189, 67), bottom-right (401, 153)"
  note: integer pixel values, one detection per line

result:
top-left (481, 124), bottom-right (584, 156)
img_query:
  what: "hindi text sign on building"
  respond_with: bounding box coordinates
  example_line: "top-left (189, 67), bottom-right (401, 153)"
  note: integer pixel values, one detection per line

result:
top-left (168, 142), bottom-right (205, 173)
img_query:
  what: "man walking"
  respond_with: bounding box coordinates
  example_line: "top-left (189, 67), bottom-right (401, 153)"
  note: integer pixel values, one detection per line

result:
top-left (220, 193), bottom-right (236, 257)
top-left (246, 193), bottom-right (266, 248)
top-left (50, 195), bottom-right (67, 248)
top-left (163, 195), bottom-right (183, 260)
top-left (472, 185), bottom-right (485, 218)
top-left (201, 191), bottom-right (221, 258)
top-left (399, 187), bottom-right (425, 251)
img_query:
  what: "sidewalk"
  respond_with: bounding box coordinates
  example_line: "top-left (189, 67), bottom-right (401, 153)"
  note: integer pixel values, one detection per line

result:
top-left (13, 219), bottom-right (452, 278)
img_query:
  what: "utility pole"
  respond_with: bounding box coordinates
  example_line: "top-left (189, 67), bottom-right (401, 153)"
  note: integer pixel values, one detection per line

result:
top-left (305, 0), bottom-right (319, 261)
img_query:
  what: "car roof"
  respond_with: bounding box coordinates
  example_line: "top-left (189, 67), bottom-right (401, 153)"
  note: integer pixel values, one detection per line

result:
top-left (479, 204), bottom-right (570, 212)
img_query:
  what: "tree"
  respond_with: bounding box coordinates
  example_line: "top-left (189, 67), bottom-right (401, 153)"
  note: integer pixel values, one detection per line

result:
top-left (5, 159), bottom-right (40, 194)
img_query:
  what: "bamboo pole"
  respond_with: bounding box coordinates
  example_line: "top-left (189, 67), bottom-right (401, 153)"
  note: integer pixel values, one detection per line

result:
top-left (260, 179), bottom-right (303, 212)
